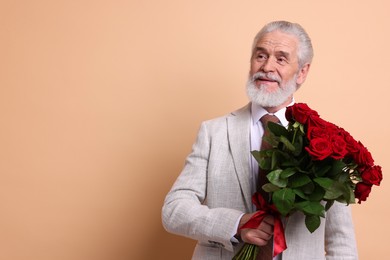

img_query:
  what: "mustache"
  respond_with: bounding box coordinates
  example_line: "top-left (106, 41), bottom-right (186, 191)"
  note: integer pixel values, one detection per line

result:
top-left (251, 72), bottom-right (281, 83)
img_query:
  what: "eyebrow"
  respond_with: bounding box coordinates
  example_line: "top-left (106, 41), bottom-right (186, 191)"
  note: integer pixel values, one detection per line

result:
top-left (254, 47), bottom-right (291, 59)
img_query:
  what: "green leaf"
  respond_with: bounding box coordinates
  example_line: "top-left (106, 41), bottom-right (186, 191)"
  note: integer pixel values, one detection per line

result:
top-left (274, 150), bottom-right (291, 160)
top-left (272, 150), bottom-right (294, 169)
top-left (343, 185), bottom-right (353, 203)
top-left (295, 201), bottom-right (325, 217)
top-left (259, 159), bottom-right (271, 170)
top-left (323, 182), bottom-right (344, 200)
top-left (314, 177), bottom-right (334, 189)
top-left (349, 189), bottom-right (356, 204)
top-left (258, 157), bottom-right (271, 171)
top-left (251, 151), bottom-right (262, 163)
top-left (312, 163), bottom-right (332, 177)
top-left (280, 135), bottom-right (296, 151)
top-left (272, 188), bottom-right (295, 216)
top-left (308, 185), bottom-right (326, 201)
top-left (289, 173), bottom-right (312, 188)
top-left (293, 188), bottom-right (309, 200)
top-left (267, 169), bottom-right (287, 188)
top-left (299, 123), bottom-right (305, 134)
top-left (330, 160), bottom-right (346, 176)
top-left (297, 154), bottom-right (312, 170)
top-left (280, 168), bottom-right (297, 179)
top-left (280, 156), bottom-right (300, 167)
top-left (305, 215), bottom-right (321, 233)
top-left (301, 182), bottom-right (315, 194)
top-left (337, 185), bottom-right (355, 205)
top-left (337, 171), bottom-right (350, 183)
top-left (268, 121), bottom-right (289, 137)
top-left (325, 200), bottom-right (334, 211)
top-left (262, 183), bottom-right (280, 192)
top-left (263, 135), bottom-right (278, 147)
top-left (260, 149), bottom-right (273, 157)
top-left (292, 134), bottom-right (303, 156)
top-left (271, 151), bottom-right (278, 170)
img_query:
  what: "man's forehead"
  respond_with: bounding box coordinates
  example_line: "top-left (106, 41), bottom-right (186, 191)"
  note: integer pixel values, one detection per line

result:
top-left (255, 31), bottom-right (299, 52)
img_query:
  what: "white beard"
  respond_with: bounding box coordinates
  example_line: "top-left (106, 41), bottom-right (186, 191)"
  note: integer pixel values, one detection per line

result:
top-left (246, 72), bottom-right (297, 107)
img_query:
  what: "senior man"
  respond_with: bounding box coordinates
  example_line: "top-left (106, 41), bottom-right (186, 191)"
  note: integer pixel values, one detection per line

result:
top-left (162, 21), bottom-right (358, 260)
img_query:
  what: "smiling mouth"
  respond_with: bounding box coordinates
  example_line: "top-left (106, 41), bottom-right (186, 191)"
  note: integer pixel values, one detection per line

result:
top-left (252, 72), bottom-right (281, 86)
top-left (255, 77), bottom-right (278, 85)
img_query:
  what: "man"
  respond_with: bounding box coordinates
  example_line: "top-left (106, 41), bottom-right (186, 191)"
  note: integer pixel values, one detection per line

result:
top-left (162, 21), bottom-right (358, 259)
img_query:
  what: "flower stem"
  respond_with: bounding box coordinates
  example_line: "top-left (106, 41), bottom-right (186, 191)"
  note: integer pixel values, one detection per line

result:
top-left (233, 244), bottom-right (258, 260)
top-left (292, 127), bottom-right (298, 144)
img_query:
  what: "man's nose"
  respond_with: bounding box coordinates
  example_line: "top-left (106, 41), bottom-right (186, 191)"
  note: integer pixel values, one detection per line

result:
top-left (260, 58), bottom-right (276, 72)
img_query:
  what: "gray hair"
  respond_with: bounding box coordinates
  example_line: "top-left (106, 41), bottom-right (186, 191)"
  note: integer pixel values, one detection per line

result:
top-left (252, 21), bottom-right (313, 68)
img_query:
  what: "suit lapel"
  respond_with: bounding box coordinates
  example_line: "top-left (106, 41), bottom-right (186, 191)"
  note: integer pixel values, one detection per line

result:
top-left (227, 103), bottom-right (252, 211)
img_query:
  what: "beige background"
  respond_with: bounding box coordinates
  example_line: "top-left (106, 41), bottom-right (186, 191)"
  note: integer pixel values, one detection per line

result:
top-left (1, 1), bottom-right (389, 259)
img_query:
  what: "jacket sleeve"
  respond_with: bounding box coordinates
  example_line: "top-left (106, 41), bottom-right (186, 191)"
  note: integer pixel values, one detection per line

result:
top-left (325, 202), bottom-right (358, 259)
top-left (161, 121), bottom-right (244, 252)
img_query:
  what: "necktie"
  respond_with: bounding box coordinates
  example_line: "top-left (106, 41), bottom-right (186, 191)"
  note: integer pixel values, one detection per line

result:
top-left (257, 114), bottom-right (280, 260)
top-left (260, 114), bottom-right (280, 150)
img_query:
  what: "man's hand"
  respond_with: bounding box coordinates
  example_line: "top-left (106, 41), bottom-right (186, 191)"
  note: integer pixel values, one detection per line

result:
top-left (236, 212), bottom-right (274, 246)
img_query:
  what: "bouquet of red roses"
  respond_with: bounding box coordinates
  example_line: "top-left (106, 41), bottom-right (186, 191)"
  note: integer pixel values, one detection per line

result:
top-left (233, 103), bottom-right (382, 260)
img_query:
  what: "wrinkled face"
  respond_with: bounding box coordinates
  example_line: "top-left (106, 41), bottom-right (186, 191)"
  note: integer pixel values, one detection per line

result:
top-left (247, 30), bottom-right (310, 108)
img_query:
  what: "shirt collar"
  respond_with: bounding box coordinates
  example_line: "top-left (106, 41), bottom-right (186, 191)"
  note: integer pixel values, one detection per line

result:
top-left (251, 99), bottom-right (295, 127)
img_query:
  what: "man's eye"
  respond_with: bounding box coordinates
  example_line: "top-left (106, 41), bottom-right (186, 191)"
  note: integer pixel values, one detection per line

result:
top-left (277, 57), bottom-right (287, 64)
top-left (257, 54), bottom-right (267, 60)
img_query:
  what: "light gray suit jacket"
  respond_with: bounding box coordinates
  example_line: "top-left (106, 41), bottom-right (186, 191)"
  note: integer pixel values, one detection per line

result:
top-left (162, 103), bottom-right (358, 259)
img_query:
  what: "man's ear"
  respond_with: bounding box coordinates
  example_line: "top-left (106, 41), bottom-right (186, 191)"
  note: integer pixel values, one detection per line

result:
top-left (296, 63), bottom-right (311, 85)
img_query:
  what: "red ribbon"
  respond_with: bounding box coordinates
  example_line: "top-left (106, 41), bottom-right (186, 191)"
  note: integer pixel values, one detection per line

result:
top-left (239, 192), bottom-right (287, 257)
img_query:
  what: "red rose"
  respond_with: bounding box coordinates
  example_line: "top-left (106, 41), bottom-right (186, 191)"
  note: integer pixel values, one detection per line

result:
top-left (362, 165), bottom-right (383, 186)
top-left (307, 115), bottom-right (329, 129)
top-left (306, 120), bottom-right (336, 141)
top-left (340, 130), bottom-right (359, 154)
top-left (285, 106), bottom-right (294, 122)
top-left (305, 137), bottom-right (333, 160)
top-left (352, 141), bottom-right (374, 167)
top-left (354, 182), bottom-right (372, 204)
top-left (330, 134), bottom-right (348, 160)
top-left (286, 103), bottom-right (319, 124)
top-left (307, 126), bottom-right (329, 140)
